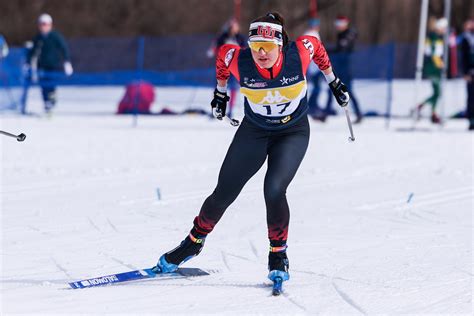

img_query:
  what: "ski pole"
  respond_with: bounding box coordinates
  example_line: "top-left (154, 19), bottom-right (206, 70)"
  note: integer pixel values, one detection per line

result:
top-left (0, 130), bottom-right (26, 142)
top-left (214, 108), bottom-right (240, 127)
top-left (224, 116), bottom-right (240, 127)
top-left (343, 106), bottom-right (355, 142)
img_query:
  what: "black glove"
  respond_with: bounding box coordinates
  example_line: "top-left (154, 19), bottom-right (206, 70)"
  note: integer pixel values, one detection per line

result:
top-left (329, 76), bottom-right (350, 107)
top-left (211, 88), bottom-right (230, 119)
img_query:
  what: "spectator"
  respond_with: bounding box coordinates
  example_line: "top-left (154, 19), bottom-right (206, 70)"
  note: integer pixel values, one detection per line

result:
top-left (415, 17), bottom-right (447, 124)
top-left (325, 15), bottom-right (363, 123)
top-left (208, 19), bottom-right (246, 118)
top-left (460, 18), bottom-right (474, 131)
top-left (26, 14), bottom-right (73, 114)
top-left (304, 18), bottom-right (327, 122)
top-left (215, 19), bottom-right (246, 49)
top-left (0, 34), bottom-right (8, 58)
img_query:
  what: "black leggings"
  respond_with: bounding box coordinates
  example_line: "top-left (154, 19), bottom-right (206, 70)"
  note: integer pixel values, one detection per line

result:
top-left (193, 116), bottom-right (310, 243)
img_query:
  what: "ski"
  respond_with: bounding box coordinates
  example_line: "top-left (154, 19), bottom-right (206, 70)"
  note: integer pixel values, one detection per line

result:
top-left (69, 267), bottom-right (209, 289)
top-left (272, 277), bottom-right (283, 296)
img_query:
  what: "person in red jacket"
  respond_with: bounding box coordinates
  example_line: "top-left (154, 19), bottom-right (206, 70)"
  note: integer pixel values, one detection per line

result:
top-left (153, 12), bottom-right (349, 286)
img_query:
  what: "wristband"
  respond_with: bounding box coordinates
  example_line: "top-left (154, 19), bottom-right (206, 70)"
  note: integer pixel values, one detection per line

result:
top-left (216, 84), bottom-right (227, 93)
top-left (323, 71), bottom-right (336, 84)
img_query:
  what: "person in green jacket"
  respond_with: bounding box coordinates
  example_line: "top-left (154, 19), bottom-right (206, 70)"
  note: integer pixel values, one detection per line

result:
top-left (415, 18), bottom-right (447, 124)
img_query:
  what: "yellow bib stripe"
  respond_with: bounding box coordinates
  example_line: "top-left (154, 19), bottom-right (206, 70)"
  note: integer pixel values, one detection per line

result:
top-left (240, 80), bottom-right (306, 105)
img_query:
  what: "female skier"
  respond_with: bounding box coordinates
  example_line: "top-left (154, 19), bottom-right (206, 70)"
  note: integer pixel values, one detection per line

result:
top-left (153, 13), bottom-right (349, 287)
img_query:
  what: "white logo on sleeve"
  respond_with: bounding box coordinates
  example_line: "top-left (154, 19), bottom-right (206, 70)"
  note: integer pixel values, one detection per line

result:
top-left (302, 39), bottom-right (315, 59)
top-left (224, 48), bottom-right (236, 67)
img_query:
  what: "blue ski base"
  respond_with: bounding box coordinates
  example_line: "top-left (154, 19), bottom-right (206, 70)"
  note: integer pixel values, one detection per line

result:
top-left (69, 267), bottom-right (209, 289)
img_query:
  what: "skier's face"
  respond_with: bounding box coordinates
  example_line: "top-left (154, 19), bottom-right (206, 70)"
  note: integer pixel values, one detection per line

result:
top-left (250, 44), bottom-right (281, 69)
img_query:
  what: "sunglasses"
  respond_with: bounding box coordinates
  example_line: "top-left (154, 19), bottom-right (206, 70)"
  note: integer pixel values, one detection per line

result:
top-left (248, 41), bottom-right (279, 53)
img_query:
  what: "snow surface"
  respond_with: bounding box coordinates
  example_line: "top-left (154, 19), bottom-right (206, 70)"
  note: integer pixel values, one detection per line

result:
top-left (1, 87), bottom-right (473, 314)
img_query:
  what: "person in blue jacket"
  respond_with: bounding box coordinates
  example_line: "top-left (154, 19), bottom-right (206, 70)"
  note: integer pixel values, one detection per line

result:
top-left (325, 16), bottom-right (362, 123)
top-left (26, 14), bottom-right (73, 113)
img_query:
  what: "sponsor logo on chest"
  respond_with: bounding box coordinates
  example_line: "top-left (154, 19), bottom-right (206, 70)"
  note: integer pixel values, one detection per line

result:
top-left (280, 75), bottom-right (299, 85)
top-left (243, 77), bottom-right (268, 88)
top-left (243, 73), bottom-right (301, 89)
top-left (260, 91), bottom-right (290, 104)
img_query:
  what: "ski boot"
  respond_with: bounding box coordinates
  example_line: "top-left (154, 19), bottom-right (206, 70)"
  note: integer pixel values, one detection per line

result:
top-left (152, 229), bottom-right (206, 274)
top-left (431, 112), bottom-right (441, 124)
top-left (268, 244), bottom-right (289, 295)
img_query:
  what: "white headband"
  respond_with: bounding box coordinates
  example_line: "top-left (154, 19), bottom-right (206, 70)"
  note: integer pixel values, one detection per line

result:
top-left (248, 22), bottom-right (283, 45)
top-left (249, 22), bottom-right (282, 33)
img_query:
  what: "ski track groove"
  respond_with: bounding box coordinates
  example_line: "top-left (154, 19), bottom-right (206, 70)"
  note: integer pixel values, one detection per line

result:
top-left (332, 280), bottom-right (367, 315)
top-left (221, 251), bottom-right (232, 271)
top-left (400, 208), bottom-right (450, 225)
top-left (106, 217), bottom-right (119, 232)
top-left (27, 225), bottom-right (51, 236)
top-left (139, 211), bottom-right (158, 218)
top-left (226, 252), bottom-right (259, 264)
top-left (50, 257), bottom-right (74, 280)
top-left (248, 240), bottom-right (259, 259)
top-left (101, 253), bottom-right (138, 271)
top-left (87, 216), bottom-right (102, 233)
top-left (281, 292), bottom-right (308, 313)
